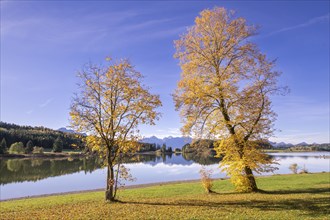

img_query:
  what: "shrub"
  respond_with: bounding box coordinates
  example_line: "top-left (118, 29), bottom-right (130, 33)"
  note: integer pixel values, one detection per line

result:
top-left (32, 146), bottom-right (44, 154)
top-left (289, 163), bottom-right (298, 174)
top-left (199, 167), bottom-right (214, 193)
top-left (9, 142), bottom-right (25, 154)
top-left (299, 165), bottom-right (309, 174)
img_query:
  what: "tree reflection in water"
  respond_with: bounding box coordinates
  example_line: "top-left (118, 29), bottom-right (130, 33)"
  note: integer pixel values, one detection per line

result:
top-left (0, 153), bottom-right (220, 185)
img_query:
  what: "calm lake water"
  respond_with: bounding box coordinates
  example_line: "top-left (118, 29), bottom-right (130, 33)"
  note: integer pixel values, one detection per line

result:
top-left (0, 152), bottom-right (329, 200)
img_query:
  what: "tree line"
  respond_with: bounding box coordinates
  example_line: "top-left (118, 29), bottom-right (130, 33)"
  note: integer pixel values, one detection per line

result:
top-left (0, 122), bottom-right (84, 153)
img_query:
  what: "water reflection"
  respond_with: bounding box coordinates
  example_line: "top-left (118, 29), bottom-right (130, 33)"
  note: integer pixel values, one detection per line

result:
top-left (0, 152), bottom-right (329, 200)
top-left (0, 157), bottom-right (103, 185)
top-left (0, 153), bottom-right (221, 185)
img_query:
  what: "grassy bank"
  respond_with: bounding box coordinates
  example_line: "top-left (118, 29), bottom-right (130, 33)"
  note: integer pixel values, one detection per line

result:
top-left (1, 173), bottom-right (329, 219)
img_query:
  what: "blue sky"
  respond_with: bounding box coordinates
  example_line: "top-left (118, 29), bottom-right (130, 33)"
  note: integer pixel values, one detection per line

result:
top-left (1, 1), bottom-right (329, 144)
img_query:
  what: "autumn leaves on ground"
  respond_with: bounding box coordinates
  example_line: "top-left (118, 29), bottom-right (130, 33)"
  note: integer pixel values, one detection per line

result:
top-left (1, 173), bottom-right (329, 220)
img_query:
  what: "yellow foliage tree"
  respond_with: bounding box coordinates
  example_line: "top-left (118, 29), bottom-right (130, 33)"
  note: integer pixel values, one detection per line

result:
top-left (174, 7), bottom-right (286, 192)
top-left (70, 57), bottom-right (161, 201)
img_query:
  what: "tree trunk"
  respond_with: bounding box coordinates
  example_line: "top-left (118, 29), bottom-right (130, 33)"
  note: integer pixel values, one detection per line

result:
top-left (105, 163), bottom-right (115, 201)
top-left (244, 166), bottom-right (258, 192)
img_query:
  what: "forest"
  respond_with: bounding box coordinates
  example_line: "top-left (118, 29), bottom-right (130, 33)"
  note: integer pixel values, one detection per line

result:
top-left (0, 122), bottom-right (84, 150)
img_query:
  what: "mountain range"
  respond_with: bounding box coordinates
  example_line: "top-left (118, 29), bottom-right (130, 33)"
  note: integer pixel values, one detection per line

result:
top-left (57, 128), bottom-right (323, 149)
top-left (140, 136), bottom-right (193, 149)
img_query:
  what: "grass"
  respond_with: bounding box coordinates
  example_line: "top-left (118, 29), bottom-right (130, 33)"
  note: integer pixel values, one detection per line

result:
top-left (1, 173), bottom-right (329, 219)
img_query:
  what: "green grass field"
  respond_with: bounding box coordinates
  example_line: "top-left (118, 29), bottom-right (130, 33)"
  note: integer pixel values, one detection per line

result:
top-left (1, 173), bottom-right (329, 219)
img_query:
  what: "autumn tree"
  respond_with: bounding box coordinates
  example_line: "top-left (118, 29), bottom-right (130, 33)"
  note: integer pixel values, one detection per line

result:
top-left (70, 57), bottom-right (161, 201)
top-left (174, 7), bottom-right (286, 192)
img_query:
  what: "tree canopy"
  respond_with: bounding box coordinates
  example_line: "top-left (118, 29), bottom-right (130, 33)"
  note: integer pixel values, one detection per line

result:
top-left (174, 7), bottom-right (286, 192)
top-left (70, 57), bottom-right (161, 201)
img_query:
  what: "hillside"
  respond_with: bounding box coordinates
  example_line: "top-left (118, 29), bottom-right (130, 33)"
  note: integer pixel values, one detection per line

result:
top-left (0, 122), bottom-right (83, 150)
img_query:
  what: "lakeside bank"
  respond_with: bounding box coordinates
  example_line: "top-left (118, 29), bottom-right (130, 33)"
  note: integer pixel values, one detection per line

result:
top-left (1, 172), bottom-right (329, 219)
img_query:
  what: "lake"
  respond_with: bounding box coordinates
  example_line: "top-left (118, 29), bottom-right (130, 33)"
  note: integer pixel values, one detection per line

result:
top-left (0, 152), bottom-right (329, 200)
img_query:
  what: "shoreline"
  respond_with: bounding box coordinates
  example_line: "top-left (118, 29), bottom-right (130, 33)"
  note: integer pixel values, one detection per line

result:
top-left (0, 179), bottom-right (203, 202)
top-left (0, 150), bottom-right (329, 159)
top-left (2, 172), bottom-right (328, 202)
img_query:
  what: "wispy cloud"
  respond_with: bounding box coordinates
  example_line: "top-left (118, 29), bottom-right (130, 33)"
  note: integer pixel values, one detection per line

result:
top-left (1, 8), bottom-right (184, 52)
top-left (39, 98), bottom-right (53, 108)
top-left (26, 110), bottom-right (33, 115)
top-left (266, 13), bottom-right (329, 37)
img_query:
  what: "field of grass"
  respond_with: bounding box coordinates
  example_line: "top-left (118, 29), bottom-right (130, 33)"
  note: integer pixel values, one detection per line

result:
top-left (1, 173), bottom-right (329, 219)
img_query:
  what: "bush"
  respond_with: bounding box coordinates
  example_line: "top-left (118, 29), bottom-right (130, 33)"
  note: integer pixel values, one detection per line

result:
top-left (9, 142), bottom-right (25, 154)
top-left (199, 167), bottom-right (214, 193)
top-left (299, 165), bottom-right (309, 174)
top-left (289, 163), bottom-right (298, 174)
top-left (32, 146), bottom-right (44, 154)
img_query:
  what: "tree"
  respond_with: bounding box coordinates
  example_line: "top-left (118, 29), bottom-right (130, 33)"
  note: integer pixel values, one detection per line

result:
top-left (161, 143), bottom-right (167, 152)
top-left (53, 137), bottom-right (63, 152)
top-left (174, 7), bottom-right (286, 192)
top-left (25, 140), bottom-right (34, 154)
top-left (70, 57), bottom-right (161, 201)
top-left (289, 163), bottom-right (298, 174)
top-left (0, 138), bottom-right (8, 154)
top-left (9, 142), bottom-right (25, 154)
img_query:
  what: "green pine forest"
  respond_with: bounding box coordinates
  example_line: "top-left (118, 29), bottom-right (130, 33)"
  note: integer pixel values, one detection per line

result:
top-left (0, 121), bottom-right (83, 150)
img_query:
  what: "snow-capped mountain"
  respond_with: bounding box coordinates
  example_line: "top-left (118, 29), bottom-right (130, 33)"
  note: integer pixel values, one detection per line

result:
top-left (58, 127), bottom-right (76, 133)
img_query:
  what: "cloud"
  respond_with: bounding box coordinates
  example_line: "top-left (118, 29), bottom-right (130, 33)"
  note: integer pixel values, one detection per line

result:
top-left (39, 98), bottom-right (53, 108)
top-left (267, 13), bottom-right (329, 36)
top-left (1, 6), bottom-right (185, 53)
top-left (24, 98), bottom-right (53, 114)
top-left (26, 110), bottom-right (33, 115)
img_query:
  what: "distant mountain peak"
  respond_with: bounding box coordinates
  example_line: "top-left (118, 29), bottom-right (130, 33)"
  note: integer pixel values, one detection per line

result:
top-left (58, 127), bottom-right (77, 134)
top-left (269, 141), bottom-right (294, 148)
top-left (140, 136), bottom-right (192, 149)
